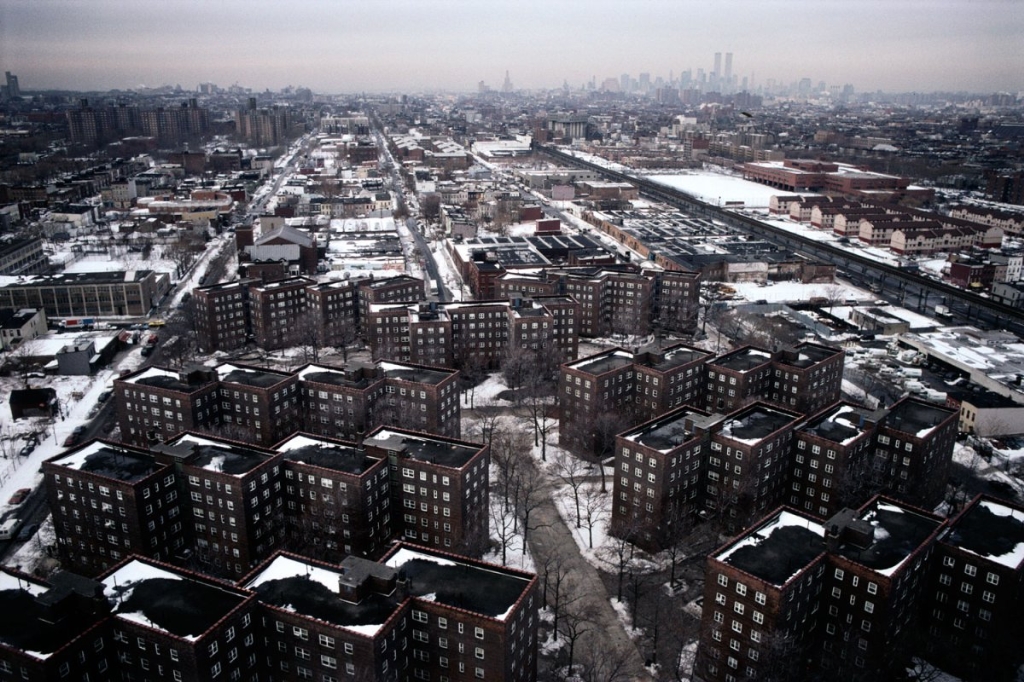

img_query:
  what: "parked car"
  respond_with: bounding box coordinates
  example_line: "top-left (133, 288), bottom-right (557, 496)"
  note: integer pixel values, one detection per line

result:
top-left (63, 434), bottom-right (80, 447)
top-left (16, 524), bottom-right (39, 542)
top-left (72, 425), bottom-right (87, 437)
top-left (97, 390), bottom-right (112, 403)
top-left (7, 489), bottom-right (30, 506)
top-left (19, 443), bottom-right (35, 457)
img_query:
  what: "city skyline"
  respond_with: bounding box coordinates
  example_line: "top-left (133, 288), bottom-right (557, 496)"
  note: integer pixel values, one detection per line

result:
top-left (2, 0), bottom-right (1022, 95)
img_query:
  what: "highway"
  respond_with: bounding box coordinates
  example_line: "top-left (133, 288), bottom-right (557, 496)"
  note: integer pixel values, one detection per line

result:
top-left (538, 145), bottom-right (1024, 336)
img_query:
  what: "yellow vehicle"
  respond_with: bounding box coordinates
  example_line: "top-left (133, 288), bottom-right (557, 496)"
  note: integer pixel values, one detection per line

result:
top-left (148, 319), bottom-right (166, 328)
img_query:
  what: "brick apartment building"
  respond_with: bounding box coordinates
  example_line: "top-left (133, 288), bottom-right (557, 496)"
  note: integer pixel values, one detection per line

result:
top-left (45, 425), bottom-right (490, 580)
top-left (115, 358), bottom-right (459, 449)
top-left (0, 545), bottom-right (540, 682)
top-left (705, 403), bottom-right (805, 531)
top-left (192, 275), bottom-right (426, 353)
top-left (561, 341), bottom-right (842, 458)
top-left (363, 428), bottom-right (490, 556)
top-left (609, 389), bottom-right (958, 551)
top-left (248, 276), bottom-right (316, 350)
top-left (872, 397), bottom-right (958, 510)
top-left (612, 407), bottom-right (721, 546)
top-left (495, 265), bottom-right (700, 337)
top-left (790, 401), bottom-right (882, 519)
top-left (693, 496), bottom-right (945, 682)
top-left (243, 544), bottom-right (538, 682)
top-left (273, 433), bottom-right (392, 564)
top-left (924, 495), bottom-right (1024, 681)
top-left (559, 343), bottom-right (712, 455)
top-left (367, 296), bottom-right (581, 371)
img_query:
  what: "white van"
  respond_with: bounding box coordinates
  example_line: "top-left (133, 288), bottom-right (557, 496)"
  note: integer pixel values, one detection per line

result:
top-left (0, 518), bottom-right (22, 541)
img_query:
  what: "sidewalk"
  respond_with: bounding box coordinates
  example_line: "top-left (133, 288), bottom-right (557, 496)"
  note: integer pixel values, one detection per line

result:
top-left (526, 463), bottom-right (653, 681)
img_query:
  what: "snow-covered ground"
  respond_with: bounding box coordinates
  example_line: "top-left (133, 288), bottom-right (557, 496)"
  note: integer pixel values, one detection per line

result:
top-left (650, 171), bottom-right (811, 208)
top-left (729, 280), bottom-right (872, 304)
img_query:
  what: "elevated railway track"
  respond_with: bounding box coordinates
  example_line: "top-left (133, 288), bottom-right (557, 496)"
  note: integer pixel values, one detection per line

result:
top-left (538, 145), bottom-right (1024, 335)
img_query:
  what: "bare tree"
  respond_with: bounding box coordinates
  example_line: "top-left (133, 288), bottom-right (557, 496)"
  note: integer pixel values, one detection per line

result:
top-left (295, 308), bottom-right (326, 364)
top-left (578, 483), bottom-right (608, 550)
top-left (513, 462), bottom-right (546, 547)
top-left (490, 498), bottom-right (518, 567)
top-left (420, 193), bottom-right (441, 224)
top-left (558, 590), bottom-right (598, 677)
top-left (554, 449), bottom-right (590, 529)
top-left (575, 636), bottom-right (634, 682)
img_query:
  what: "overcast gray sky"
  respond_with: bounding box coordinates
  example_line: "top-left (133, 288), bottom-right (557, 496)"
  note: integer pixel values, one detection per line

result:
top-left (2, 0), bottom-right (1021, 94)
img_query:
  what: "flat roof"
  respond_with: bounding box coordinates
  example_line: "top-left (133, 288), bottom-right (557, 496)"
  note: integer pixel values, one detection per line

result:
top-left (718, 405), bottom-right (800, 445)
top-left (246, 555), bottom-right (399, 637)
top-left (800, 403), bottom-right (876, 446)
top-left (275, 435), bottom-right (380, 476)
top-left (566, 349), bottom-right (634, 375)
top-left (49, 441), bottom-right (163, 483)
top-left (945, 498), bottom-right (1024, 570)
top-left (885, 398), bottom-right (955, 439)
top-left (122, 366), bottom-right (193, 391)
top-left (775, 343), bottom-right (841, 369)
top-left (386, 547), bottom-right (530, 620)
top-left (0, 570), bottom-right (102, 659)
top-left (717, 511), bottom-right (826, 586)
top-left (645, 345), bottom-right (711, 371)
top-left (296, 364), bottom-right (373, 389)
top-left (711, 347), bottom-right (773, 373)
top-left (102, 560), bottom-right (248, 639)
top-left (623, 409), bottom-right (718, 452)
top-left (216, 363), bottom-right (292, 388)
top-left (833, 500), bottom-right (941, 576)
top-left (171, 434), bottom-right (274, 476)
top-left (379, 361), bottom-right (454, 385)
top-left (364, 430), bottom-right (479, 469)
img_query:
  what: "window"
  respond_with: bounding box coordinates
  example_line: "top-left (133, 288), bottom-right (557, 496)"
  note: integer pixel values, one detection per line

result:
top-left (965, 564), bottom-right (977, 577)
top-left (475, 647), bottom-right (485, 659)
top-left (474, 627), bottom-right (484, 640)
top-left (986, 572), bottom-right (1000, 586)
top-left (320, 634), bottom-right (335, 649)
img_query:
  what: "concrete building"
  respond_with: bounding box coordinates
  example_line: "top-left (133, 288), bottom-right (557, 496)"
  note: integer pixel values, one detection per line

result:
top-left (0, 270), bottom-right (171, 317)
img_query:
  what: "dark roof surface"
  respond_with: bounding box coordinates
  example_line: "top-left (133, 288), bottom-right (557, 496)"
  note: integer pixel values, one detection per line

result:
top-left (366, 432), bottom-right (479, 469)
top-left (834, 503), bottom-right (941, 572)
top-left (396, 555), bottom-right (529, 619)
top-left (0, 577), bottom-right (103, 656)
top-left (279, 443), bottom-right (380, 475)
top-left (56, 444), bottom-right (163, 483)
top-left (884, 399), bottom-right (955, 436)
top-left (107, 576), bottom-right (247, 638)
top-left (720, 406), bottom-right (798, 443)
top-left (723, 524), bottom-right (825, 585)
top-left (253, 575), bottom-right (399, 630)
top-left (220, 367), bottom-right (290, 388)
top-left (189, 442), bottom-right (274, 476)
top-left (946, 500), bottom-right (1024, 568)
top-left (712, 347), bottom-right (773, 373)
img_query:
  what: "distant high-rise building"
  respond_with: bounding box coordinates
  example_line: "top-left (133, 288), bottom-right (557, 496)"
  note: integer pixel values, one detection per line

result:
top-left (724, 52), bottom-right (733, 83)
top-left (713, 52), bottom-right (722, 79)
top-left (4, 72), bottom-right (20, 98)
top-left (502, 70), bottom-right (514, 93)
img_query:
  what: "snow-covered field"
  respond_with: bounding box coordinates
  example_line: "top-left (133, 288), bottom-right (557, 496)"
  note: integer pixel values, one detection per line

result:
top-left (649, 171), bottom-right (809, 208)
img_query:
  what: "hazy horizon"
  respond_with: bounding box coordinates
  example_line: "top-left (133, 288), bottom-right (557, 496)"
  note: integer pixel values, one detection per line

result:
top-left (2, 0), bottom-right (1022, 95)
